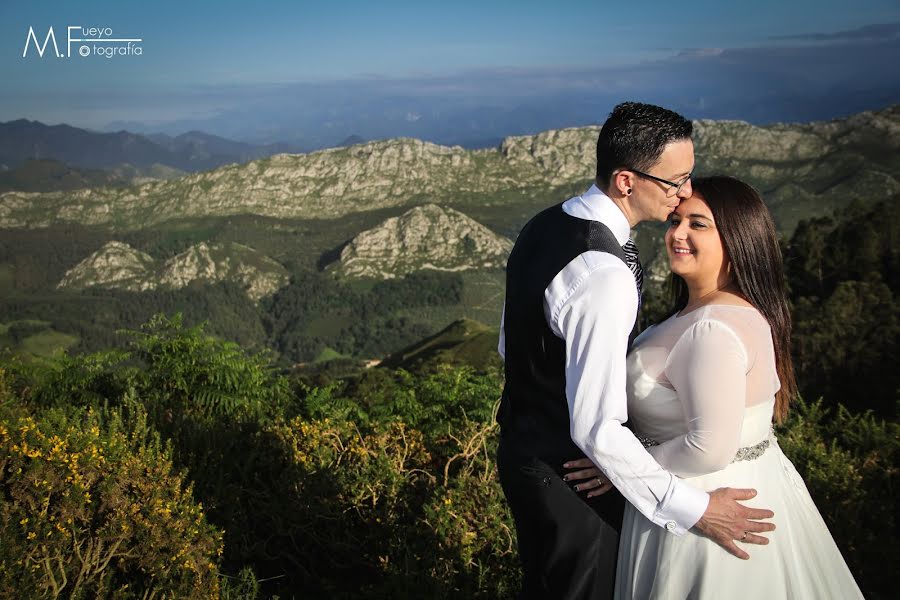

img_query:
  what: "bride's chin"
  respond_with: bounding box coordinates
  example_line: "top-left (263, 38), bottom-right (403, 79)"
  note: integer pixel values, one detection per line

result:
top-left (668, 264), bottom-right (689, 277)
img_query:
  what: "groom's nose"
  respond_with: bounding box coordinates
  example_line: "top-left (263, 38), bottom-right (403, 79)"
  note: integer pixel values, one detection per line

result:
top-left (676, 179), bottom-right (693, 199)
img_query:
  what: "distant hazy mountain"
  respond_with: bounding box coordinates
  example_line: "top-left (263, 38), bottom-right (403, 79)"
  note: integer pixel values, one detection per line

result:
top-left (0, 159), bottom-right (128, 193)
top-left (0, 119), bottom-right (304, 173)
top-left (145, 130), bottom-right (298, 164)
top-left (0, 158), bottom-right (188, 193)
top-left (337, 135), bottom-right (366, 147)
top-left (0, 120), bottom-right (171, 170)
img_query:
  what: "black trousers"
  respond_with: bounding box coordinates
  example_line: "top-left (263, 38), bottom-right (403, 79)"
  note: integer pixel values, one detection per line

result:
top-left (498, 436), bottom-right (625, 600)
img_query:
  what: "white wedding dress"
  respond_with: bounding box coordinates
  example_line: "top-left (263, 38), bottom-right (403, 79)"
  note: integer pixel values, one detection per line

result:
top-left (615, 305), bottom-right (863, 599)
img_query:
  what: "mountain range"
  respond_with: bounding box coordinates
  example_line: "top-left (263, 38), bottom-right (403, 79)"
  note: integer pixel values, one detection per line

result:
top-left (2, 105), bottom-right (896, 236)
top-left (1, 104), bottom-right (898, 362)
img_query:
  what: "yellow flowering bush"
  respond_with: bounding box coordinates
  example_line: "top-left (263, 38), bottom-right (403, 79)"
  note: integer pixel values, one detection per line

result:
top-left (179, 409), bottom-right (446, 597)
top-left (421, 417), bottom-right (520, 598)
top-left (257, 416), bottom-right (432, 595)
top-left (0, 388), bottom-right (223, 599)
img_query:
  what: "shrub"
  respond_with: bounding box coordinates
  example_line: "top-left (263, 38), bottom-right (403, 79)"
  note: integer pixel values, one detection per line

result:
top-left (422, 417), bottom-right (520, 598)
top-left (778, 397), bottom-right (898, 599)
top-left (0, 383), bottom-right (223, 599)
top-left (125, 313), bottom-right (291, 423)
top-left (245, 417), bottom-right (433, 598)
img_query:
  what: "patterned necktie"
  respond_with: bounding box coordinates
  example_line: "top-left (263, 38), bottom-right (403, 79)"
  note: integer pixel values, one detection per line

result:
top-left (622, 238), bottom-right (643, 308)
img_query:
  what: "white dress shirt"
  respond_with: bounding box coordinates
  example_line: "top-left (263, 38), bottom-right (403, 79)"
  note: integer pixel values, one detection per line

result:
top-left (498, 184), bottom-right (709, 535)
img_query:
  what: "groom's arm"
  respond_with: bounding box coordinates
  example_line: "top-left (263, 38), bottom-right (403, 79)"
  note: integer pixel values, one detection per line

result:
top-left (546, 253), bottom-right (708, 535)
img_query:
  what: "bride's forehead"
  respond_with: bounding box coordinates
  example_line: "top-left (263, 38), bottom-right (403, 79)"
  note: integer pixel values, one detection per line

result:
top-left (673, 194), bottom-right (713, 218)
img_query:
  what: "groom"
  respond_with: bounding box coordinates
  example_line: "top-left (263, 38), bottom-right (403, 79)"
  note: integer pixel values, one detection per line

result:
top-left (496, 102), bottom-right (775, 599)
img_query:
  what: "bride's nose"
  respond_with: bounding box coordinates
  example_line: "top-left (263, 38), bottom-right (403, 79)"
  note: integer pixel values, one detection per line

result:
top-left (671, 222), bottom-right (688, 240)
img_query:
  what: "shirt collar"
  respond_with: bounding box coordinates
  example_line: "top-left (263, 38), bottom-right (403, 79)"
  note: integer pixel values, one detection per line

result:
top-left (561, 184), bottom-right (632, 245)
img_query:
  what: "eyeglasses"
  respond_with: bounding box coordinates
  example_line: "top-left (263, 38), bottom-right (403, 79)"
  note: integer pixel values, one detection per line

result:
top-left (629, 168), bottom-right (692, 197)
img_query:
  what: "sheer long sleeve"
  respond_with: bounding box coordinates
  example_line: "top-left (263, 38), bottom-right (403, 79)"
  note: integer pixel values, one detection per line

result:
top-left (551, 258), bottom-right (708, 533)
top-left (647, 319), bottom-right (749, 478)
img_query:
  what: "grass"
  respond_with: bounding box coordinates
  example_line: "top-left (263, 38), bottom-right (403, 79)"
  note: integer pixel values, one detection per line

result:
top-left (313, 346), bottom-right (346, 363)
top-left (0, 320), bottom-right (79, 358)
top-left (20, 330), bottom-right (79, 357)
top-left (381, 317), bottom-right (502, 372)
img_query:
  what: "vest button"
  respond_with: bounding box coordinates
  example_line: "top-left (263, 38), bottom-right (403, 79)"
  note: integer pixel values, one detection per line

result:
top-left (542, 476), bottom-right (552, 487)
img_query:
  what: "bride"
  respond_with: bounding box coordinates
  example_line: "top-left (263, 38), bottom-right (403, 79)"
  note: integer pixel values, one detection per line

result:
top-left (566, 176), bottom-right (863, 599)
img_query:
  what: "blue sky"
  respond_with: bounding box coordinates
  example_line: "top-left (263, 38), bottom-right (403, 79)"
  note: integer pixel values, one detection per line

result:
top-left (2, 1), bottom-right (899, 144)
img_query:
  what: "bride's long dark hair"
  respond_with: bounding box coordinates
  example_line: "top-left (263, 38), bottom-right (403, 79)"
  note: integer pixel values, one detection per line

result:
top-left (669, 176), bottom-right (797, 422)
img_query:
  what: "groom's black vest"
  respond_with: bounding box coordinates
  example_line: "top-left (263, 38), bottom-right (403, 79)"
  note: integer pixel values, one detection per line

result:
top-left (498, 203), bottom-right (628, 461)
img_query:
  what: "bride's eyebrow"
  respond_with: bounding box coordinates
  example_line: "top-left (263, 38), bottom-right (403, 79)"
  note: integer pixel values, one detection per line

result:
top-left (687, 213), bottom-right (712, 220)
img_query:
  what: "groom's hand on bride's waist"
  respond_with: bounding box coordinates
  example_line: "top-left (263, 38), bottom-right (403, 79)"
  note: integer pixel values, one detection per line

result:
top-left (562, 458), bottom-right (614, 498)
top-left (694, 487), bottom-right (775, 560)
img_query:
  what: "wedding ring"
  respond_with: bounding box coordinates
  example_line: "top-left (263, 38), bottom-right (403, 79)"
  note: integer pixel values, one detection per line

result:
top-left (740, 532), bottom-right (748, 541)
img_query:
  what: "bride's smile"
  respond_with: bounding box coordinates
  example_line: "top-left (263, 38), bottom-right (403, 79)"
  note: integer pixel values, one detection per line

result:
top-left (665, 194), bottom-right (728, 288)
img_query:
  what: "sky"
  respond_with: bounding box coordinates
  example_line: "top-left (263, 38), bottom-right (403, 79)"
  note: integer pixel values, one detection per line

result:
top-left (2, 0), bottom-right (899, 146)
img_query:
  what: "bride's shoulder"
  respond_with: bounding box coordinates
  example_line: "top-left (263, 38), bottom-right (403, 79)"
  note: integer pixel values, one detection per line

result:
top-left (703, 303), bottom-right (768, 328)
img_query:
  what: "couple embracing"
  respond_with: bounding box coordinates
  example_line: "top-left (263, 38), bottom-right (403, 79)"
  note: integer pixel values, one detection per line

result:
top-left (496, 102), bottom-right (863, 599)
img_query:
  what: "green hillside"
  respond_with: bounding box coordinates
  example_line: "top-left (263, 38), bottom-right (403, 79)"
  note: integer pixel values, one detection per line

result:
top-left (381, 318), bottom-right (502, 373)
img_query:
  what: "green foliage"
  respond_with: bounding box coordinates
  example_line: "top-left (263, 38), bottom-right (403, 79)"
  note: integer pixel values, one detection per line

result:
top-left (777, 397), bottom-right (898, 599)
top-left (786, 200), bottom-right (900, 418)
top-left (125, 313), bottom-right (289, 422)
top-left (302, 365), bottom-right (500, 439)
top-left (263, 270), bottom-right (464, 362)
top-left (25, 350), bottom-right (132, 410)
top-left (0, 282), bottom-right (269, 358)
top-left (0, 375), bottom-right (223, 599)
top-left (1, 311), bottom-right (894, 599)
top-left (380, 318), bottom-right (504, 374)
top-left (262, 417), bottom-right (433, 597)
top-left (786, 199), bottom-right (900, 298)
top-left (793, 279), bottom-right (899, 416)
top-left (422, 417), bottom-right (519, 598)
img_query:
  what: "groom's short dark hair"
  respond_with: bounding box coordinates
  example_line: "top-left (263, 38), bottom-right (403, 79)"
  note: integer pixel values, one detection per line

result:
top-left (595, 102), bottom-right (693, 189)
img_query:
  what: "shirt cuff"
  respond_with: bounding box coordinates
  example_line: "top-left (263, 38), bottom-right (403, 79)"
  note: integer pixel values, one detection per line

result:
top-left (653, 478), bottom-right (709, 535)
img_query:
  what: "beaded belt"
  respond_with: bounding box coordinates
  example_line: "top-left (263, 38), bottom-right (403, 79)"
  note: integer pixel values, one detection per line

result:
top-left (636, 432), bottom-right (773, 463)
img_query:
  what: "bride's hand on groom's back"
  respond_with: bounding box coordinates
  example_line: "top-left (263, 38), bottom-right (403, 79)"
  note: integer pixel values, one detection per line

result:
top-left (694, 487), bottom-right (776, 560)
top-left (562, 458), bottom-right (614, 498)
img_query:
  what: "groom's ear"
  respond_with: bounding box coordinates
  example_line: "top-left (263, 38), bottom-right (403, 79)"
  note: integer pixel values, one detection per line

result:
top-left (612, 170), bottom-right (634, 198)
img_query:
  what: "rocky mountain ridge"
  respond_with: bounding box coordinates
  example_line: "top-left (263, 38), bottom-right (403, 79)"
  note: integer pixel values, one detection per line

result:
top-left (331, 204), bottom-right (513, 279)
top-left (3, 105), bottom-right (897, 232)
top-left (58, 241), bottom-right (289, 301)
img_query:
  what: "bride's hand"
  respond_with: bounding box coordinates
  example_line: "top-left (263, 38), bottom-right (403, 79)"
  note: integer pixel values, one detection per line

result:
top-left (562, 458), bottom-right (614, 498)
